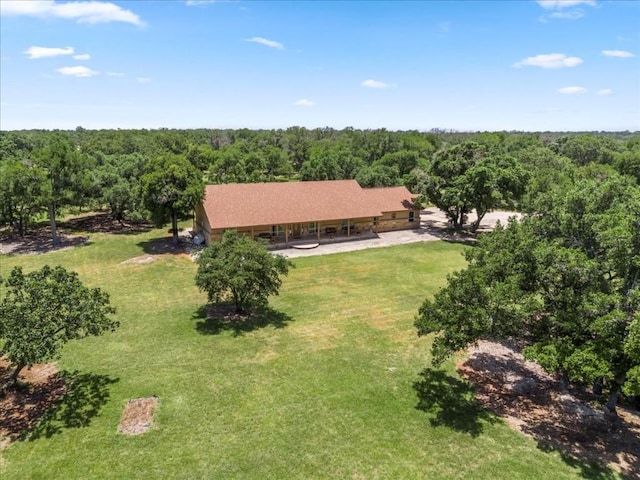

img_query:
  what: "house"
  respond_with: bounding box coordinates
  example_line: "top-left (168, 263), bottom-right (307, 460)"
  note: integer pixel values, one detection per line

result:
top-left (194, 179), bottom-right (420, 245)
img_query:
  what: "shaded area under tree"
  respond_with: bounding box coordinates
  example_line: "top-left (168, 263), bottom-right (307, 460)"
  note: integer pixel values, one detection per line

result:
top-left (0, 362), bottom-right (118, 445)
top-left (457, 340), bottom-right (639, 478)
top-left (193, 304), bottom-right (293, 337)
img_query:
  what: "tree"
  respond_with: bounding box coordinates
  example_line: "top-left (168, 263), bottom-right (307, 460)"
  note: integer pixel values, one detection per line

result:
top-left (35, 134), bottom-right (90, 247)
top-left (356, 163), bottom-right (399, 187)
top-left (207, 146), bottom-right (249, 183)
top-left (0, 265), bottom-right (118, 391)
top-left (464, 154), bottom-right (528, 232)
top-left (141, 154), bottom-right (204, 245)
top-left (415, 175), bottom-right (640, 414)
top-left (284, 126), bottom-right (310, 170)
top-left (0, 158), bottom-right (45, 236)
top-left (195, 230), bottom-right (292, 314)
top-left (555, 134), bottom-right (617, 166)
top-left (263, 145), bottom-right (293, 180)
top-left (95, 153), bottom-right (147, 222)
top-left (425, 142), bottom-right (527, 232)
top-left (614, 148), bottom-right (640, 185)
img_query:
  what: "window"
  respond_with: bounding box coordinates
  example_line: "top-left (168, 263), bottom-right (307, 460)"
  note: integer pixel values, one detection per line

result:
top-left (391, 212), bottom-right (397, 219)
top-left (271, 224), bottom-right (284, 237)
top-left (308, 222), bottom-right (317, 234)
top-left (373, 217), bottom-right (379, 226)
top-left (409, 211), bottom-right (415, 222)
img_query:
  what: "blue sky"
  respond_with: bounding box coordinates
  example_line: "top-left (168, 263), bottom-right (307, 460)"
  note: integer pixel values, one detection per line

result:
top-left (1, 0), bottom-right (639, 131)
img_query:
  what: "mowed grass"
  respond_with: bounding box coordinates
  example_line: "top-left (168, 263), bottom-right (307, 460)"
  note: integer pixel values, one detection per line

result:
top-left (0, 226), bottom-right (617, 479)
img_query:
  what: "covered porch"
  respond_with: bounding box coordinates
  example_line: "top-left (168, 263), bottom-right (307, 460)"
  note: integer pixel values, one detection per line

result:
top-left (238, 217), bottom-right (378, 248)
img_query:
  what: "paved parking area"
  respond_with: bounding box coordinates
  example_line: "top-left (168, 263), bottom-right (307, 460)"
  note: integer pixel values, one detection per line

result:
top-left (278, 210), bottom-right (521, 258)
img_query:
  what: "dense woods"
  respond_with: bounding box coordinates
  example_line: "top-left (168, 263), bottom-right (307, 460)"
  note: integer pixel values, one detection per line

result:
top-left (1, 127), bottom-right (638, 237)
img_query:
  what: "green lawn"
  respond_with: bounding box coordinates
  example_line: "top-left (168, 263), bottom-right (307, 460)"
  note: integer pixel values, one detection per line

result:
top-left (0, 225), bottom-right (619, 479)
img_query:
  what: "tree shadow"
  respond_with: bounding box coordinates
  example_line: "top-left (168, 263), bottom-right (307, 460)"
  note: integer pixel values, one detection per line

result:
top-left (0, 233), bottom-right (92, 255)
top-left (61, 212), bottom-right (153, 236)
top-left (17, 370), bottom-right (119, 441)
top-left (193, 304), bottom-right (293, 337)
top-left (413, 368), bottom-right (498, 437)
top-left (459, 341), bottom-right (639, 478)
top-left (136, 237), bottom-right (190, 255)
top-left (538, 445), bottom-right (622, 480)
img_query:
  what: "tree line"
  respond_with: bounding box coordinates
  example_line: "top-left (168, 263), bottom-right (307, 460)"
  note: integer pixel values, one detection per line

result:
top-left (1, 127), bottom-right (638, 241)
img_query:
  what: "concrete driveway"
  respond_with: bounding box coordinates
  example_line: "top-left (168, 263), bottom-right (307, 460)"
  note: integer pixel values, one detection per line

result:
top-left (277, 209), bottom-right (521, 258)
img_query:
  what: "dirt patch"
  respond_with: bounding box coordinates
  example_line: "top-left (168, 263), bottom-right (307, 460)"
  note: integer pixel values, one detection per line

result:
top-left (457, 341), bottom-right (640, 477)
top-left (0, 360), bottom-right (67, 448)
top-left (117, 397), bottom-right (158, 435)
top-left (293, 323), bottom-right (342, 351)
top-left (0, 212), bottom-right (154, 256)
top-left (61, 212), bottom-right (153, 235)
top-left (0, 232), bottom-right (89, 255)
top-left (121, 255), bottom-right (157, 265)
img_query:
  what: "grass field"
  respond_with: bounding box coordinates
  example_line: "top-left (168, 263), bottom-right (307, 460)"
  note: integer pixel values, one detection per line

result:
top-left (0, 223), bottom-right (619, 479)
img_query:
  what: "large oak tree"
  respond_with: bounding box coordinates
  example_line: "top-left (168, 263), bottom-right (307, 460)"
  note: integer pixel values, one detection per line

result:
top-left (0, 265), bottom-right (118, 391)
top-left (195, 230), bottom-right (291, 314)
top-left (141, 153), bottom-right (204, 245)
top-left (415, 174), bottom-right (640, 414)
top-left (425, 142), bottom-right (528, 232)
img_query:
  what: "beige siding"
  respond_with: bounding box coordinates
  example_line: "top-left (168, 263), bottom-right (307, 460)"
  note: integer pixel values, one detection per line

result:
top-left (203, 210), bottom-right (420, 243)
top-left (194, 203), bottom-right (212, 245)
top-left (376, 209), bottom-right (420, 232)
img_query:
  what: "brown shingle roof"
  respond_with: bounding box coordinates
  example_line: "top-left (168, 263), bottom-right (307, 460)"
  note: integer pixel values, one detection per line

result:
top-left (202, 180), bottom-right (389, 229)
top-left (361, 186), bottom-right (416, 212)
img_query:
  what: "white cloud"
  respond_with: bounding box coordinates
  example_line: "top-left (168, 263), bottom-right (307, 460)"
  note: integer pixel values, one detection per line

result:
top-left (537, 1), bottom-right (595, 22)
top-left (0, 1), bottom-right (144, 26)
top-left (537, 0), bottom-right (596, 9)
top-left (245, 37), bottom-right (284, 50)
top-left (57, 65), bottom-right (99, 77)
top-left (73, 53), bottom-right (91, 60)
top-left (295, 99), bottom-right (316, 107)
top-left (602, 50), bottom-right (635, 58)
top-left (361, 79), bottom-right (391, 89)
top-left (185, 0), bottom-right (218, 5)
top-left (543, 10), bottom-right (585, 20)
top-left (24, 45), bottom-right (74, 59)
top-left (106, 71), bottom-right (125, 77)
top-left (137, 77), bottom-right (152, 83)
top-left (557, 86), bottom-right (587, 94)
top-left (513, 53), bottom-right (583, 68)
top-left (597, 88), bottom-right (613, 95)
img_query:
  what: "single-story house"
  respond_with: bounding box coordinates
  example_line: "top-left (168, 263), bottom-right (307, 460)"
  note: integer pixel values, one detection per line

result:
top-left (194, 179), bottom-right (420, 245)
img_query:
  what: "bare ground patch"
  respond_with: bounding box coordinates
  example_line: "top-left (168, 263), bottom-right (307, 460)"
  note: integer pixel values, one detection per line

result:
top-left (457, 341), bottom-right (640, 477)
top-left (120, 255), bottom-right (157, 265)
top-left (117, 397), bottom-right (158, 435)
top-left (0, 231), bottom-right (89, 255)
top-left (0, 212), bottom-right (154, 255)
top-left (0, 359), bottom-right (117, 450)
top-left (293, 323), bottom-right (342, 351)
top-left (0, 360), bottom-right (66, 448)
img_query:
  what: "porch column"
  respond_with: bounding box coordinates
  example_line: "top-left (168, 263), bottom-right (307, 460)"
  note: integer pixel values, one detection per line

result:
top-left (250, 227), bottom-right (254, 240)
top-left (347, 219), bottom-right (350, 238)
top-left (317, 222), bottom-right (320, 241)
top-left (285, 224), bottom-right (289, 244)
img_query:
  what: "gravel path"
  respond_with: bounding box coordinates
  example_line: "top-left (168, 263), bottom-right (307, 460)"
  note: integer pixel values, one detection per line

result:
top-left (278, 210), bottom-right (521, 258)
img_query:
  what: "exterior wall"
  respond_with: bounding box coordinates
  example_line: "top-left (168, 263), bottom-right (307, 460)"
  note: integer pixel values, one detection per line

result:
top-left (376, 208), bottom-right (421, 232)
top-left (210, 229), bottom-right (223, 243)
top-left (194, 203), bottom-right (212, 245)
top-left (202, 209), bottom-right (420, 244)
